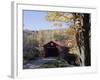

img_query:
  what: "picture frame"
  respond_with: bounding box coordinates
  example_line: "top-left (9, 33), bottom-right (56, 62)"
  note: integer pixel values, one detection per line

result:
top-left (11, 1), bottom-right (97, 78)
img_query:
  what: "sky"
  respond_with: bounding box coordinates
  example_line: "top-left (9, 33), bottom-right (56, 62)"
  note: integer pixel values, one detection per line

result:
top-left (23, 10), bottom-right (70, 31)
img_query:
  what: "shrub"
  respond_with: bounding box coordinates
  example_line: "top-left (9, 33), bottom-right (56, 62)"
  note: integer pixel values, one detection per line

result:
top-left (23, 48), bottom-right (40, 63)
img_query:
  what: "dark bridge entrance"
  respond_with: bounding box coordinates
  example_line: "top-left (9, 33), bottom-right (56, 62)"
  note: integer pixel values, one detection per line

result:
top-left (46, 46), bottom-right (59, 57)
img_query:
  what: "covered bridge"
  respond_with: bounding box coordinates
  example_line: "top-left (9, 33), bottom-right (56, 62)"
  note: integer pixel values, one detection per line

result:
top-left (43, 41), bottom-right (68, 57)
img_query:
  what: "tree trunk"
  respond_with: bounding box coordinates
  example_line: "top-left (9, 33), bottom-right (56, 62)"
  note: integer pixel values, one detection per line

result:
top-left (74, 13), bottom-right (90, 66)
top-left (82, 14), bottom-right (91, 66)
top-left (76, 29), bottom-right (85, 66)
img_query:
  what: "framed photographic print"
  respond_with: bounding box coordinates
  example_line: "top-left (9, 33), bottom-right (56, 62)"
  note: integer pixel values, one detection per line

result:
top-left (11, 1), bottom-right (97, 78)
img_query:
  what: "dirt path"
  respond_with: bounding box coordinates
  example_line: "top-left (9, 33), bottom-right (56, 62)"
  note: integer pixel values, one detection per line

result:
top-left (23, 57), bottom-right (57, 69)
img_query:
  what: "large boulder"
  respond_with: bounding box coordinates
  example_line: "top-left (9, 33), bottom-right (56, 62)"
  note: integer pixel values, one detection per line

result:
top-left (64, 53), bottom-right (81, 66)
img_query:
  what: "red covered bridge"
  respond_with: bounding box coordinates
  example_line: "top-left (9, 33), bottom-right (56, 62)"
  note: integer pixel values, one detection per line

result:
top-left (43, 41), bottom-right (65, 57)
